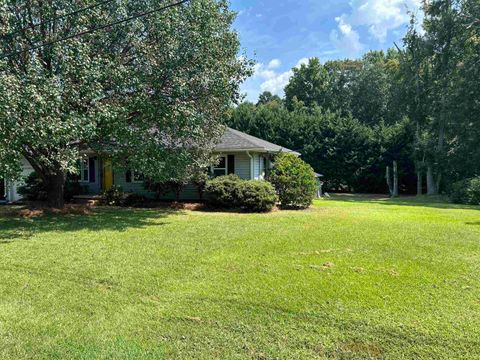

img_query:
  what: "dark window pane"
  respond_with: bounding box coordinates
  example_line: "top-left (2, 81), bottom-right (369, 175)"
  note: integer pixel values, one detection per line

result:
top-left (217, 157), bottom-right (226, 169)
top-left (213, 169), bottom-right (226, 177)
top-left (89, 158), bottom-right (96, 183)
top-left (228, 155), bottom-right (235, 175)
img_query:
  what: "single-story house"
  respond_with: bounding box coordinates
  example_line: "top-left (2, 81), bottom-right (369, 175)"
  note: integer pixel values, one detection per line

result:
top-left (1, 128), bottom-right (299, 203)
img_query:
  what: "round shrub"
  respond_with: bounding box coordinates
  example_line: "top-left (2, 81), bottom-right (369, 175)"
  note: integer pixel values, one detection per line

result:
top-left (205, 175), bottom-right (277, 212)
top-left (205, 174), bottom-right (242, 208)
top-left (449, 177), bottom-right (480, 205)
top-left (268, 152), bottom-right (317, 209)
top-left (237, 181), bottom-right (277, 212)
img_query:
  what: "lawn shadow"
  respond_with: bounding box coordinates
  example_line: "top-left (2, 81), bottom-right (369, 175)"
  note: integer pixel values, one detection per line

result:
top-left (466, 222), bottom-right (480, 226)
top-left (326, 194), bottom-right (480, 211)
top-left (0, 207), bottom-right (184, 243)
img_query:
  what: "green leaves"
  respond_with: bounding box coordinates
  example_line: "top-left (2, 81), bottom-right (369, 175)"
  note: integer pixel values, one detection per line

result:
top-left (269, 152), bottom-right (317, 209)
top-left (0, 0), bottom-right (251, 196)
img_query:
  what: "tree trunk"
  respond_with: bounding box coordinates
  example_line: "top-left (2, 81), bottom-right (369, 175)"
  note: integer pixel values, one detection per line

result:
top-left (392, 161), bottom-right (399, 197)
top-left (426, 165), bottom-right (437, 195)
top-left (416, 168), bottom-right (423, 196)
top-left (45, 172), bottom-right (66, 208)
top-left (386, 166), bottom-right (393, 196)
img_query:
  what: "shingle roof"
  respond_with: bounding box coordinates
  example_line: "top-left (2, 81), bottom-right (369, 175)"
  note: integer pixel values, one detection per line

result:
top-left (215, 128), bottom-right (300, 155)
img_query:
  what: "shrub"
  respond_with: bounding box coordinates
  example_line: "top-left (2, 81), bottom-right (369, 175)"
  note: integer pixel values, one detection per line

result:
top-left (18, 172), bottom-right (86, 202)
top-left (237, 181), bottom-right (277, 212)
top-left (205, 174), bottom-right (242, 208)
top-left (205, 175), bottom-right (277, 212)
top-left (449, 177), bottom-right (480, 205)
top-left (192, 171), bottom-right (210, 200)
top-left (100, 186), bottom-right (124, 206)
top-left (123, 193), bottom-right (147, 207)
top-left (268, 152), bottom-right (317, 209)
top-left (17, 172), bottom-right (47, 201)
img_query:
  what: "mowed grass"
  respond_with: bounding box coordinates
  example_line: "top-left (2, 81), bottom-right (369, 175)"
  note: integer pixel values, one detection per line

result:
top-left (0, 196), bottom-right (479, 359)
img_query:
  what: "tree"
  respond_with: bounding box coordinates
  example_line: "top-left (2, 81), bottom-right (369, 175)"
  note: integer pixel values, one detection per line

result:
top-left (285, 58), bottom-right (330, 110)
top-left (0, 0), bottom-right (251, 208)
top-left (257, 91), bottom-right (282, 106)
top-left (422, 0), bottom-right (462, 194)
top-left (268, 152), bottom-right (317, 209)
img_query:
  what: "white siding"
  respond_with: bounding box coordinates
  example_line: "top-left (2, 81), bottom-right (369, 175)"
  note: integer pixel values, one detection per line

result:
top-left (252, 154), bottom-right (267, 180)
top-left (6, 157), bottom-right (34, 202)
top-left (234, 153), bottom-right (251, 180)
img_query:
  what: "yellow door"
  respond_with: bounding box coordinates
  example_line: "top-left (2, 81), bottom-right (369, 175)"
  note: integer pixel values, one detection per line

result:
top-left (102, 160), bottom-right (113, 191)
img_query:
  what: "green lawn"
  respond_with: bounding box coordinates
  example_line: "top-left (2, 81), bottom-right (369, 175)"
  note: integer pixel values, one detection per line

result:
top-left (0, 196), bottom-right (479, 359)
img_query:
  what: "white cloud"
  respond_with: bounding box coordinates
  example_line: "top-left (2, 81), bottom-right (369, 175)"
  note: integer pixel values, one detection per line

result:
top-left (253, 57), bottom-right (312, 96)
top-left (267, 58), bottom-right (281, 69)
top-left (331, 0), bottom-right (423, 56)
top-left (295, 58), bottom-right (309, 68)
top-left (330, 16), bottom-right (364, 56)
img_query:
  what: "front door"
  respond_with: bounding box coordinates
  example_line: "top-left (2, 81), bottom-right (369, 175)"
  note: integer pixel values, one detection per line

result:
top-left (0, 179), bottom-right (5, 201)
top-left (102, 160), bottom-right (113, 191)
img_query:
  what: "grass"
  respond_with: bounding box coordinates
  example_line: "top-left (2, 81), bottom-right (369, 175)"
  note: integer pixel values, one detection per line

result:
top-left (0, 195), bottom-right (479, 359)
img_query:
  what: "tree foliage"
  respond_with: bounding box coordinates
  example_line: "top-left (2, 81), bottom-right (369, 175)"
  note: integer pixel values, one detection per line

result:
top-left (268, 153), bottom-right (317, 209)
top-left (0, 0), bottom-right (251, 207)
top-left (229, 0), bottom-right (479, 199)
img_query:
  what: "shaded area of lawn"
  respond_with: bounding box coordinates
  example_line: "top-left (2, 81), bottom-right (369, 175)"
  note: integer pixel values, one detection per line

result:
top-left (0, 207), bottom-right (180, 244)
top-left (0, 199), bottom-right (479, 359)
top-left (327, 193), bottom-right (480, 211)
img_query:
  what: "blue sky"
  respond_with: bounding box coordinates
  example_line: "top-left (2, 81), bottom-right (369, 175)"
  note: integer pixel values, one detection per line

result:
top-left (230, 0), bottom-right (424, 102)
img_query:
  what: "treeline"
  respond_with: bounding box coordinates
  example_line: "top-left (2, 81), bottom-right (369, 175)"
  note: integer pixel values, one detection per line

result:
top-left (227, 0), bottom-right (480, 195)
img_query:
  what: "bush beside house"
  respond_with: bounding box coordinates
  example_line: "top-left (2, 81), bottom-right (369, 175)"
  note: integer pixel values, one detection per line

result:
top-left (269, 153), bottom-right (317, 209)
top-left (205, 175), bottom-right (277, 212)
top-left (17, 172), bottom-right (48, 201)
top-left (18, 172), bottom-right (85, 202)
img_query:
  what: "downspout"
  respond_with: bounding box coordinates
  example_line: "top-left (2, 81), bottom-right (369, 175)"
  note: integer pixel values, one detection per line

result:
top-left (246, 151), bottom-right (254, 180)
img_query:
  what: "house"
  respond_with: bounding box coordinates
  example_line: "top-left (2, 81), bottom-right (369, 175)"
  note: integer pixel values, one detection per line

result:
top-left (1, 128), bottom-right (299, 203)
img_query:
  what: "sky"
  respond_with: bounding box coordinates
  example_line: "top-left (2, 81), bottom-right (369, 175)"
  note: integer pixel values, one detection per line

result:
top-left (230, 0), bottom-right (424, 102)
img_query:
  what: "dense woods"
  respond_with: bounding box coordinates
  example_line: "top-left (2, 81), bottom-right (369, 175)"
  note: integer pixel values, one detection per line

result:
top-left (227, 0), bottom-right (480, 195)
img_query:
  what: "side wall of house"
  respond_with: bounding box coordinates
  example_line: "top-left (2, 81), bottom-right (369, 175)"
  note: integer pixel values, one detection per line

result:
top-left (81, 157), bottom-right (101, 195)
top-left (6, 157), bottom-right (34, 202)
top-left (113, 152), bottom-right (255, 200)
top-left (252, 154), bottom-right (268, 180)
top-left (114, 172), bottom-right (200, 200)
top-left (234, 153), bottom-right (251, 180)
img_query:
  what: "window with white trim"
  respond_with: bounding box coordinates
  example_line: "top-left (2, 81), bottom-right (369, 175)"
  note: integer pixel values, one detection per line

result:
top-left (212, 156), bottom-right (227, 177)
top-left (126, 170), bottom-right (145, 183)
top-left (132, 170), bottom-right (144, 183)
top-left (79, 158), bottom-right (89, 183)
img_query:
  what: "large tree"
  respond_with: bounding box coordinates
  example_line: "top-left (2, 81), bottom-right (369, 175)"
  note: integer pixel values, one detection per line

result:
top-left (0, 0), bottom-right (250, 207)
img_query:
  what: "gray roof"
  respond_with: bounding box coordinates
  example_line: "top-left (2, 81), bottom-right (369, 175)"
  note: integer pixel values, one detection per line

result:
top-left (215, 128), bottom-right (300, 155)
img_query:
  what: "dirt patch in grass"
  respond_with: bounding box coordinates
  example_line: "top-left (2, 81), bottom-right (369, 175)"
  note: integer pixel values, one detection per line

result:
top-left (2, 204), bottom-right (93, 218)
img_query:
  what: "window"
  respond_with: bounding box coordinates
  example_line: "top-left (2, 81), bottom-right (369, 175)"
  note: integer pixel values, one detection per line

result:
top-left (212, 156), bottom-right (227, 177)
top-left (79, 158), bottom-right (89, 182)
top-left (133, 171), bottom-right (144, 183)
top-left (126, 170), bottom-right (144, 183)
top-left (227, 155), bottom-right (235, 175)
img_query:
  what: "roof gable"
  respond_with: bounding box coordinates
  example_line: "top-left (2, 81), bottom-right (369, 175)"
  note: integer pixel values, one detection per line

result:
top-left (215, 128), bottom-right (300, 155)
